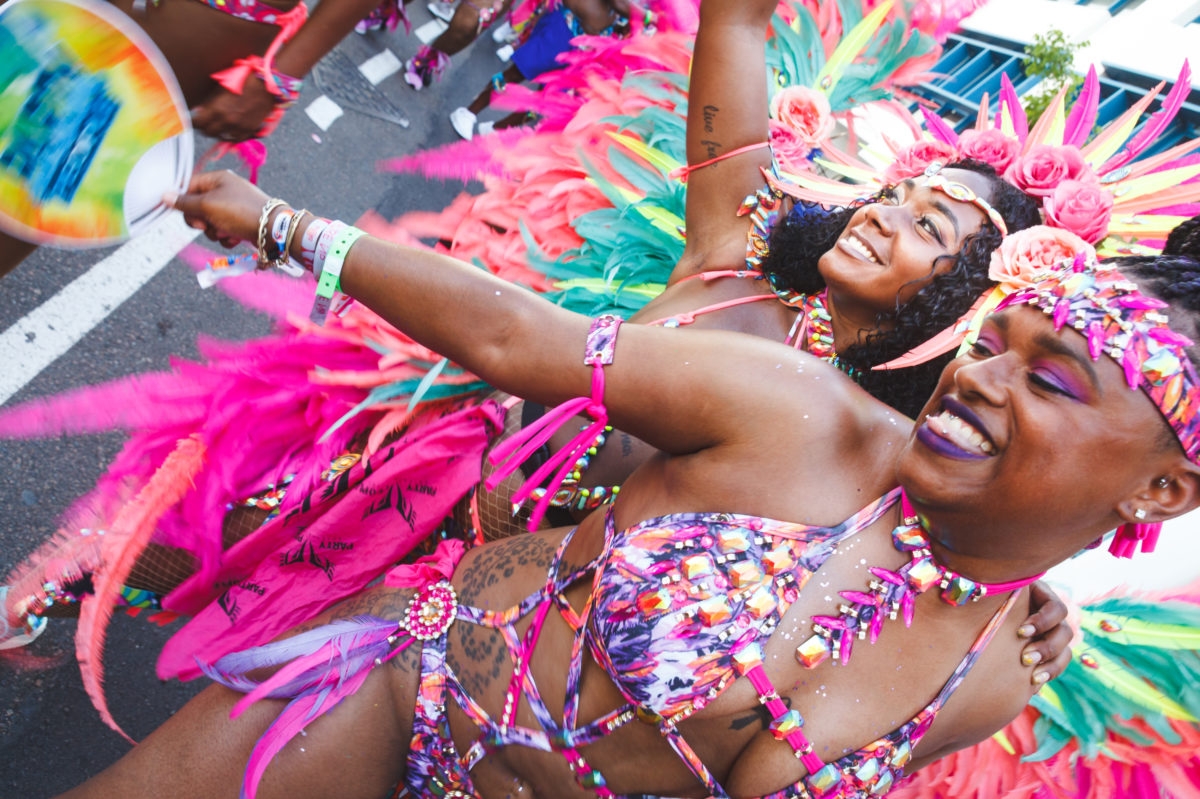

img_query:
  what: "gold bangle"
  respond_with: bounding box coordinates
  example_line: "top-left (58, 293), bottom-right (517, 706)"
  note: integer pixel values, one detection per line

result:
top-left (282, 209), bottom-right (309, 264)
top-left (256, 198), bottom-right (289, 269)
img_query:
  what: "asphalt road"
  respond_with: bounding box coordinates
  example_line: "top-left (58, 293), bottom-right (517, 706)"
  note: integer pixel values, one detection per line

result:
top-left (0, 8), bottom-right (506, 795)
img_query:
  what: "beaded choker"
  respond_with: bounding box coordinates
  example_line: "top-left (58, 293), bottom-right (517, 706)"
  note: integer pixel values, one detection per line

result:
top-left (779, 288), bottom-right (861, 382)
top-left (795, 492), bottom-right (1044, 668)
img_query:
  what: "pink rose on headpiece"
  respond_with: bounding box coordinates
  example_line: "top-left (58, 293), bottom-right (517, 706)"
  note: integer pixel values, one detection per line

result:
top-left (770, 86), bottom-right (835, 148)
top-left (989, 224), bottom-right (1096, 289)
top-left (1043, 180), bottom-right (1115, 244)
top-left (1004, 144), bottom-right (1096, 198)
top-left (955, 129), bottom-right (1020, 174)
top-left (768, 119), bottom-right (813, 174)
top-left (884, 140), bottom-right (957, 183)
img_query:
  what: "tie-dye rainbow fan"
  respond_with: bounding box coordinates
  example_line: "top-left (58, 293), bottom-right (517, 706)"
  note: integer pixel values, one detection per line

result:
top-left (0, 0), bottom-right (192, 248)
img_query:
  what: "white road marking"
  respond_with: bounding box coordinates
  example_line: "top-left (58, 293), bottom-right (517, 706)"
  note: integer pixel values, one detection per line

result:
top-left (359, 48), bottom-right (402, 85)
top-left (0, 214), bottom-right (200, 405)
top-left (415, 18), bottom-right (448, 44)
top-left (304, 95), bottom-right (345, 131)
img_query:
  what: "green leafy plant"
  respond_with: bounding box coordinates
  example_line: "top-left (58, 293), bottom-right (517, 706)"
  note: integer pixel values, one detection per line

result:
top-left (1022, 29), bottom-right (1089, 125)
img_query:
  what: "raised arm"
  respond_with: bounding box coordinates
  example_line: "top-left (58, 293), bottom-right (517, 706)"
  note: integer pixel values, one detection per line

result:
top-left (171, 172), bottom-right (862, 462)
top-left (674, 0), bottom-right (779, 281)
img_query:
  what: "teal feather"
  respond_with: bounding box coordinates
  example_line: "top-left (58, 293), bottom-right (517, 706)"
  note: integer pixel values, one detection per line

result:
top-left (767, 9), bottom-right (822, 90)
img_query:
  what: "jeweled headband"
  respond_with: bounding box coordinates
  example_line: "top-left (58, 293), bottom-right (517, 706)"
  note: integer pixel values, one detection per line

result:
top-left (923, 162), bottom-right (1008, 236)
top-left (996, 255), bottom-right (1200, 463)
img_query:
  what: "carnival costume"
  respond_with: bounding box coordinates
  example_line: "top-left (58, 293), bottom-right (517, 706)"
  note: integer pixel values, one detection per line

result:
top-left (5, 1), bottom-right (1200, 796)
top-left (206, 254), bottom-right (1200, 799)
top-left (204, 316), bottom-right (1044, 799)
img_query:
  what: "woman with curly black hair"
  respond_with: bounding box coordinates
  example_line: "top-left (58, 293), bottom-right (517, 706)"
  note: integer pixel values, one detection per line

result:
top-left (759, 160), bottom-right (1042, 417)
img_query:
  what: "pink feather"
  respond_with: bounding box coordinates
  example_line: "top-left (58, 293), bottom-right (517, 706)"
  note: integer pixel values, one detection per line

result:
top-left (998, 73), bottom-right (1029, 144)
top-left (76, 435), bottom-right (206, 741)
top-left (921, 106), bottom-right (961, 146)
top-left (1102, 61), bottom-right (1192, 173)
top-left (1062, 66), bottom-right (1100, 148)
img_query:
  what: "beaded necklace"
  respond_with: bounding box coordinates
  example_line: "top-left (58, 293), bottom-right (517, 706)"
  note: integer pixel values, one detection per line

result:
top-left (776, 286), bottom-right (862, 383)
top-left (795, 492), bottom-right (1044, 668)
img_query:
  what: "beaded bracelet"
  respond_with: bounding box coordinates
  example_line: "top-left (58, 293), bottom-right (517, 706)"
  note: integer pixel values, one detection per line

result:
top-left (257, 198), bottom-right (289, 269)
top-left (310, 225), bottom-right (366, 324)
top-left (266, 71), bottom-right (304, 105)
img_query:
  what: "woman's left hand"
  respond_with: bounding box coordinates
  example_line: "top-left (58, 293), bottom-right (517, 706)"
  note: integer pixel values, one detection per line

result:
top-left (168, 170), bottom-right (274, 248)
top-left (191, 81), bottom-right (278, 143)
top-left (1017, 581), bottom-right (1074, 687)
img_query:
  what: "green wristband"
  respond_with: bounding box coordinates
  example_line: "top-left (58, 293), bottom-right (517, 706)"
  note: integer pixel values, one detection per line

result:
top-left (310, 226), bottom-right (366, 323)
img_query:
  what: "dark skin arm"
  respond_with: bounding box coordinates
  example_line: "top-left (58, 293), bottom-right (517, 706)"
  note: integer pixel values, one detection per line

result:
top-left (672, 0), bottom-right (780, 281)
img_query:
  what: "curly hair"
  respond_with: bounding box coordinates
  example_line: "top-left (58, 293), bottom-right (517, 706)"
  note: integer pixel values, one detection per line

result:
top-left (759, 160), bottom-right (1042, 417)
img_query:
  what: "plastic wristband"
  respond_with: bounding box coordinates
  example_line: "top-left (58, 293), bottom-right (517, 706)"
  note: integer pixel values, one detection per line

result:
top-left (311, 226), bottom-right (366, 324)
top-left (312, 220), bottom-right (347, 279)
top-left (299, 216), bottom-right (331, 272)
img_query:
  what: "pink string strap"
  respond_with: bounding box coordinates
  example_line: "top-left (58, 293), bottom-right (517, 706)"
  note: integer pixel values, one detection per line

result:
top-left (210, 3), bottom-right (309, 137)
top-left (486, 315), bottom-right (622, 530)
top-left (668, 141), bottom-right (771, 183)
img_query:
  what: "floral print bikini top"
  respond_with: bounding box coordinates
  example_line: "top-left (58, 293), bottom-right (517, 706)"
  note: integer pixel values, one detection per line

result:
top-left (586, 489), bottom-right (1019, 798)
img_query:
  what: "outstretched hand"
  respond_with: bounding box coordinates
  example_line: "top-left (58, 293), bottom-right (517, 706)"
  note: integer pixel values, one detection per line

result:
top-left (168, 170), bottom-right (273, 249)
top-left (1017, 580), bottom-right (1074, 687)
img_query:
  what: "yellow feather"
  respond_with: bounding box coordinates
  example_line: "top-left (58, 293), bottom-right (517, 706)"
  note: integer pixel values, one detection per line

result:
top-left (1078, 649), bottom-right (1197, 720)
top-left (1082, 610), bottom-right (1200, 648)
top-left (1081, 83), bottom-right (1163, 167)
top-left (1110, 162), bottom-right (1200, 205)
top-left (1104, 215), bottom-right (1191, 239)
top-left (553, 278), bottom-right (665, 299)
top-left (991, 729), bottom-right (1017, 756)
top-left (811, 157), bottom-right (884, 183)
top-left (1027, 85), bottom-right (1069, 147)
top-left (814, 0), bottom-right (895, 95)
top-left (634, 205), bottom-right (686, 237)
top-left (606, 131), bottom-right (680, 176)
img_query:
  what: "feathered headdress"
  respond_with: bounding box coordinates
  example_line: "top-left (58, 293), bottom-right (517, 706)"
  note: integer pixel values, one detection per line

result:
top-left (781, 61), bottom-right (1199, 255)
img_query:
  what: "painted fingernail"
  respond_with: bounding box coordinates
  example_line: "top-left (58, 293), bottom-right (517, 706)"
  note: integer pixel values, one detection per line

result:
top-left (1021, 650), bottom-right (1043, 666)
top-left (1017, 624), bottom-right (1036, 638)
top-left (1034, 670), bottom-right (1051, 685)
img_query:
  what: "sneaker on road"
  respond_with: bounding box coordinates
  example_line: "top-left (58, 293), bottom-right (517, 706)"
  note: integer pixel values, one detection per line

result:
top-left (491, 19), bottom-right (516, 43)
top-left (450, 107), bottom-right (477, 140)
top-left (427, 1), bottom-right (455, 22)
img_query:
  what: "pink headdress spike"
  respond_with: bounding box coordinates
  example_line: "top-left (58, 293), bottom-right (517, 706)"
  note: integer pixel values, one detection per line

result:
top-left (974, 91), bottom-right (990, 132)
top-left (997, 73), bottom-right (1029, 144)
top-left (920, 106), bottom-right (960, 147)
top-left (1062, 66), bottom-right (1101, 148)
top-left (1025, 81), bottom-right (1071, 148)
top-left (1104, 61), bottom-right (1192, 173)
